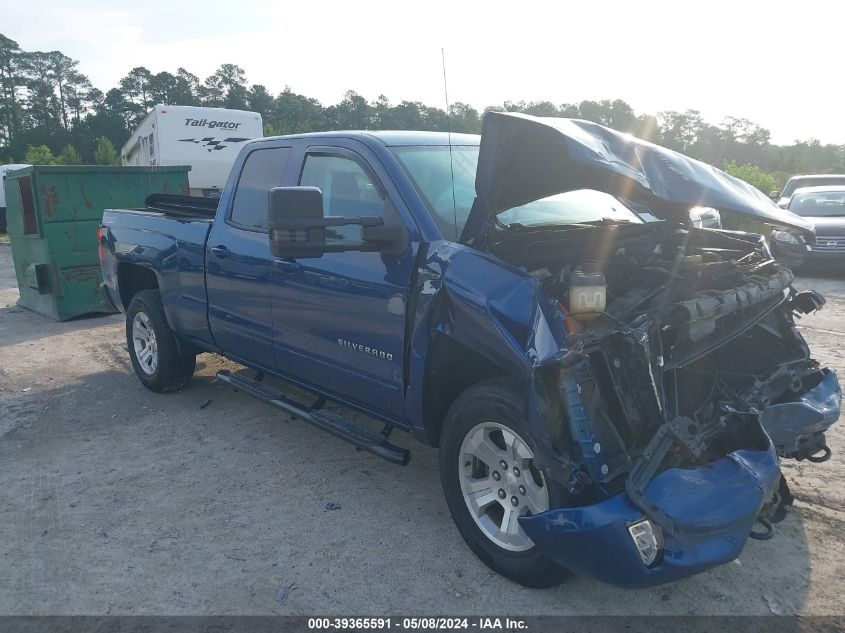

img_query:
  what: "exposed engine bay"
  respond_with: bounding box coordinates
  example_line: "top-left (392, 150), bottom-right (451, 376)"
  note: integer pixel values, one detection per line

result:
top-left (457, 112), bottom-right (840, 584)
top-left (491, 222), bottom-right (836, 527)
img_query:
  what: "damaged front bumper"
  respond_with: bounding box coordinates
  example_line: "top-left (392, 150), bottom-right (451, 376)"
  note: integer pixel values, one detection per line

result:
top-left (520, 445), bottom-right (781, 587)
top-left (762, 367), bottom-right (840, 461)
top-left (520, 368), bottom-right (840, 588)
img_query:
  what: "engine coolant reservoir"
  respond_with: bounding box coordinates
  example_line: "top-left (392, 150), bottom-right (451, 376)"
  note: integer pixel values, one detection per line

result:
top-left (569, 265), bottom-right (606, 319)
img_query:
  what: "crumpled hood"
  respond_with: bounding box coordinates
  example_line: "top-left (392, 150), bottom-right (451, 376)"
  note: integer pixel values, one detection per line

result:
top-left (461, 112), bottom-right (814, 243)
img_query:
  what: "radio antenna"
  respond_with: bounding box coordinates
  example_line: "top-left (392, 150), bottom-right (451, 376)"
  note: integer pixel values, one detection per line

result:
top-left (441, 48), bottom-right (458, 234)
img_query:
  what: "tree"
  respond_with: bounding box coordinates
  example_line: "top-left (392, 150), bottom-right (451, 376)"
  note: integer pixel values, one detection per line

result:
top-left (633, 114), bottom-right (661, 143)
top-left (65, 76), bottom-right (97, 125)
top-left (20, 50), bottom-right (62, 133)
top-left (422, 105), bottom-right (448, 131)
top-left (576, 99), bottom-right (636, 131)
top-left (59, 143), bottom-right (81, 164)
top-left (119, 66), bottom-right (153, 126)
top-left (577, 100), bottom-right (610, 125)
top-left (658, 109), bottom-right (705, 152)
top-left (99, 87), bottom-right (132, 130)
top-left (559, 102), bottom-right (580, 118)
top-left (247, 84), bottom-right (274, 121)
top-left (0, 34), bottom-right (25, 149)
top-left (46, 51), bottom-right (88, 130)
top-left (25, 143), bottom-right (59, 164)
top-left (272, 87), bottom-right (323, 134)
top-left (147, 71), bottom-right (179, 105)
top-left (174, 68), bottom-right (201, 105)
top-left (371, 94), bottom-right (394, 128)
top-left (324, 90), bottom-right (372, 129)
top-left (387, 100), bottom-right (427, 130)
top-left (719, 116), bottom-right (771, 146)
top-left (202, 64), bottom-right (248, 109)
top-left (93, 136), bottom-right (120, 165)
top-left (521, 101), bottom-right (559, 117)
top-left (448, 102), bottom-right (481, 133)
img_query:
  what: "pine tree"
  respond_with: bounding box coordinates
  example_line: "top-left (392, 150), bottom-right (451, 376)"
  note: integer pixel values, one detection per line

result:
top-left (59, 143), bottom-right (81, 164)
top-left (93, 136), bottom-right (120, 165)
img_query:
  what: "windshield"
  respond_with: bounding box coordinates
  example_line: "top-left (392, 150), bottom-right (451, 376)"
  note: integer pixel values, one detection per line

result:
top-left (497, 189), bottom-right (643, 227)
top-left (391, 145), bottom-right (479, 240)
top-left (392, 145), bottom-right (645, 239)
top-left (788, 190), bottom-right (845, 217)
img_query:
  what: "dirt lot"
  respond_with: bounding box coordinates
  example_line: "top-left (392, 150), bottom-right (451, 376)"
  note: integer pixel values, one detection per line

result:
top-left (0, 240), bottom-right (843, 616)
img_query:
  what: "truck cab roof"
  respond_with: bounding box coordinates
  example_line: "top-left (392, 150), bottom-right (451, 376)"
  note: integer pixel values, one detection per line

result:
top-left (258, 130), bottom-right (480, 147)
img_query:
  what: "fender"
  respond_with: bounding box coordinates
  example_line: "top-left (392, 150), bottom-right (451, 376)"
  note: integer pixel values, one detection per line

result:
top-left (405, 240), bottom-right (576, 486)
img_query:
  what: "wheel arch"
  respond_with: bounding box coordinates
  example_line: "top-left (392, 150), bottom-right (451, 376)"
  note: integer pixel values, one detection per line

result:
top-left (117, 263), bottom-right (160, 310)
top-left (419, 333), bottom-right (517, 447)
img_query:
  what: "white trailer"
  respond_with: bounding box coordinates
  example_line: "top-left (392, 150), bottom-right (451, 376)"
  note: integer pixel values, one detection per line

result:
top-left (121, 105), bottom-right (263, 197)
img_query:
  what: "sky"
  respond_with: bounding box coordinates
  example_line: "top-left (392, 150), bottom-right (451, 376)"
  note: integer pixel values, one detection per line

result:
top-left (3, 0), bottom-right (844, 145)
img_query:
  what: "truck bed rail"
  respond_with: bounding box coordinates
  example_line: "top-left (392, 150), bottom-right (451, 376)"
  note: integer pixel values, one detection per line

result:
top-left (144, 193), bottom-right (219, 218)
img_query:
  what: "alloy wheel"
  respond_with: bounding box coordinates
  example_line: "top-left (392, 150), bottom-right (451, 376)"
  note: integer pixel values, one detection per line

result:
top-left (458, 421), bottom-right (549, 551)
top-left (132, 311), bottom-right (159, 375)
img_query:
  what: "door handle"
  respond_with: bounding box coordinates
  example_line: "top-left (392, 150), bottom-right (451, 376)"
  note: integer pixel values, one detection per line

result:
top-left (273, 259), bottom-right (302, 273)
top-left (210, 245), bottom-right (230, 258)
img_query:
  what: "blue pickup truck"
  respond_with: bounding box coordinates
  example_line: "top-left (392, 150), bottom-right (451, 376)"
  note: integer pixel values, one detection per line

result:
top-left (100, 112), bottom-right (841, 588)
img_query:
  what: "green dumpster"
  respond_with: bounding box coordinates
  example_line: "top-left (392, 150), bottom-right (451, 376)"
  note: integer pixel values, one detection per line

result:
top-left (4, 165), bottom-right (190, 321)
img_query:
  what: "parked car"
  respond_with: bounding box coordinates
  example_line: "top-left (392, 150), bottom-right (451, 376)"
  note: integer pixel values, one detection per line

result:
top-left (771, 174), bottom-right (845, 208)
top-left (99, 113), bottom-right (840, 588)
top-left (770, 185), bottom-right (845, 269)
top-left (0, 163), bottom-right (31, 233)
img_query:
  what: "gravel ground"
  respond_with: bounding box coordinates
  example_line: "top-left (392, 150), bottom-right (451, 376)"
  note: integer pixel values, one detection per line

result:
top-left (0, 241), bottom-right (843, 615)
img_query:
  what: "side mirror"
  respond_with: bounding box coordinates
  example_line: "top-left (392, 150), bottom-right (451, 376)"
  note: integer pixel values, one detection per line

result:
top-left (268, 186), bottom-right (326, 258)
top-left (768, 191), bottom-right (780, 200)
top-left (268, 186), bottom-right (409, 259)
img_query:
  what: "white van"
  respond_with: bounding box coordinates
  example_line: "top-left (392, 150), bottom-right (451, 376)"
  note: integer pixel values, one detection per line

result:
top-left (121, 105), bottom-right (263, 197)
top-left (1, 163), bottom-right (31, 232)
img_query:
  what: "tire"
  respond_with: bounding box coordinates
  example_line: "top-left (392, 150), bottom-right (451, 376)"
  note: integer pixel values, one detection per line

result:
top-left (126, 289), bottom-right (196, 392)
top-left (439, 378), bottom-right (571, 588)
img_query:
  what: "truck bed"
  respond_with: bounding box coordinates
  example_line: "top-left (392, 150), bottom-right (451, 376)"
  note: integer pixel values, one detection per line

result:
top-left (100, 196), bottom-right (216, 347)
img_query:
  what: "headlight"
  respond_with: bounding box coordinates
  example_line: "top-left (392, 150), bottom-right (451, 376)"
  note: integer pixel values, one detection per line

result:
top-left (772, 230), bottom-right (799, 244)
top-left (628, 518), bottom-right (663, 566)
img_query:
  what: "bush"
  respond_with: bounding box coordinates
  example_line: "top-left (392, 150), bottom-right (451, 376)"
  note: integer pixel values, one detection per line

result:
top-left (723, 160), bottom-right (780, 195)
top-left (24, 145), bottom-right (60, 165)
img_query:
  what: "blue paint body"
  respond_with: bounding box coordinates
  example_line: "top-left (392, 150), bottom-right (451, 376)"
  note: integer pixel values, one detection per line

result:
top-left (520, 445), bottom-right (782, 587)
top-left (99, 126), bottom-right (841, 587)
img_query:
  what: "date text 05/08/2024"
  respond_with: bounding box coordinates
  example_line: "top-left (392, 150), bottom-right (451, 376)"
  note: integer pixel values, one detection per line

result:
top-left (307, 617), bottom-right (528, 630)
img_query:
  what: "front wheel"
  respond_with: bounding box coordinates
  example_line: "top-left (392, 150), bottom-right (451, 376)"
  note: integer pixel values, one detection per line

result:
top-left (126, 290), bottom-right (196, 392)
top-left (439, 378), bottom-right (571, 588)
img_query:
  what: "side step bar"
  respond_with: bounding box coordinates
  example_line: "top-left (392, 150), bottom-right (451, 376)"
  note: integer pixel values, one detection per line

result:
top-left (216, 370), bottom-right (410, 466)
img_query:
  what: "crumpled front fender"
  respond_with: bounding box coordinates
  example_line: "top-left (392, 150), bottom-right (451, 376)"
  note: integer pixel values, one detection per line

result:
top-left (519, 445), bottom-right (781, 587)
top-left (407, 241), bottom-right (575, 480)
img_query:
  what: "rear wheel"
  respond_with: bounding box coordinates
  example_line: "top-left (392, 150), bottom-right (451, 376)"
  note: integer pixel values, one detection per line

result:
top-left (439, 378), bottom-right (571, 588)
top-left (126, 290), bottom-right (196, 392)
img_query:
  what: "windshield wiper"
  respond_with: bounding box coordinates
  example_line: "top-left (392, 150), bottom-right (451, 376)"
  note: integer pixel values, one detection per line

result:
top-left (579, 217), bottom-right (634, 225)
top-left (505, 218), bottom-right (634, 231)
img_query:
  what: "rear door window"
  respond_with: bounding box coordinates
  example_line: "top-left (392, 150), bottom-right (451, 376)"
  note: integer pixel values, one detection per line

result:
top-left (230, 147), bottom-right (292, 230)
